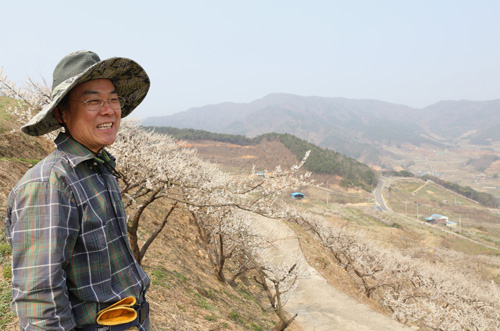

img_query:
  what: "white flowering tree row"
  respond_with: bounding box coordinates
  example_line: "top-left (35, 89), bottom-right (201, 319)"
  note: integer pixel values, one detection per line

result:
top-left (290, 211), bottom-right (500, 331)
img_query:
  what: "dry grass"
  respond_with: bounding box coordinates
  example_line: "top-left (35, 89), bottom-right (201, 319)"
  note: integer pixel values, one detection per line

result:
top-left (137, 206), bottom-right (295, 330)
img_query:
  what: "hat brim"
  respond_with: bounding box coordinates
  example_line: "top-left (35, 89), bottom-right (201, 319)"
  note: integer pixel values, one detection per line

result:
top-left (21, 57), bottom-right (150, 136)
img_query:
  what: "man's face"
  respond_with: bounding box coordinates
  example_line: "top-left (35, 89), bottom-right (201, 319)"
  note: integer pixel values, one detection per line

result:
top-left (60, 79), bottom-right (121, 153)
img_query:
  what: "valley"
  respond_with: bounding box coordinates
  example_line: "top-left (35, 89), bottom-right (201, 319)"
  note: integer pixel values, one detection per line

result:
top-left (185, 137), bottom-right (500, 281)
top-left (380, 140), bottom-right (500, 199)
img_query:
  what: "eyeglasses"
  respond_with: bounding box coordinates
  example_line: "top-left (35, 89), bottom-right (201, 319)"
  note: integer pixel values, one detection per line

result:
top-left (81, 96), bottom-right (126, 111)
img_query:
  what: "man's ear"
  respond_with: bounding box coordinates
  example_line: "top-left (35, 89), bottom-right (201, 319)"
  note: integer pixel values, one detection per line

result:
top-left (54, 107), bottom-right (65, 125)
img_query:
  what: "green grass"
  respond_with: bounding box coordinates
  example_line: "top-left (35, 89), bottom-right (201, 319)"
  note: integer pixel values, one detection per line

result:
top-left (194, 292), bottom-right (215, 310)
top-left (0, 97), bottom-right (18, 133)
top-left (0, 111), bottom-right (11, 121)
top-left (0, 96), bottom-right (18, 112)
top-left (2, 264), bottom-right (11, 281)
top-left (223, 289), bottom-right (236, 299)
top-left (204, 314), bottom-right (218, 321)
top-left (150, 266), bottom-right (172, 289)
top-left (0, 157), bottom-right (40, 166)
top-left (342, 207), bottom-right (385, 227)
top-left (238, 287), bottom-right (255, 302)
top-left (228, 310), bottom-right (246, 325)
top-left (250, 323), bottom-right (264, 331)
top-left (0, 244), bottom-right (11, 257)
top-left (173, 270), bottom-right (188, 282)
top-left (0, 279), bottom-right (14, 328)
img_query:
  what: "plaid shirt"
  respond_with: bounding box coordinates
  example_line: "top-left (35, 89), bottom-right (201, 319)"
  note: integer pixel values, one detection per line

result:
top-left (5, 133), bottom-right (150, 330)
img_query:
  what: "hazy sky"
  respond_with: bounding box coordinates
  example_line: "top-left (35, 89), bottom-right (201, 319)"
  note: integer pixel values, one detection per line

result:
top-left (2, 1), bottom-right (500, 119)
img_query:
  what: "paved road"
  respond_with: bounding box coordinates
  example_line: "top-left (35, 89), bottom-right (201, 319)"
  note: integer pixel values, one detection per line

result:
top-left (373, 178), bottom-right (390, 211)
top-left (247, 215), bottom-right (412, 331)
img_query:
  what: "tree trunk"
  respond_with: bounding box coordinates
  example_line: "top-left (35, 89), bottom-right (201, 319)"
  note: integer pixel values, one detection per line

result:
top-left (214, 234), bottom-right (227, 283)
top-left (138, 202), bottom-right (177, 264)
top-left (129, 230), bottom-right (141, 263)
top-left (127, 187), bottom-right (162, 263)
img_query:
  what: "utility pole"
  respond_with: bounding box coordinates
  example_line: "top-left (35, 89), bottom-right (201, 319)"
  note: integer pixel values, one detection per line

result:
top-left (416, 203), bottom-right (419, 219)
top-left (326, 181), bottom-right (329, 205)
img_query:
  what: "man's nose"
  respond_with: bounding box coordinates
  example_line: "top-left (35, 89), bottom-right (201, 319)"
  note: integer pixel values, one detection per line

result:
top-left (100, 101), bottom-right (114, 114)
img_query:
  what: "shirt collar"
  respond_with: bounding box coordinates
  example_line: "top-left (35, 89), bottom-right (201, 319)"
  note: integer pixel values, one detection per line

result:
top-left (55, 132), bottom-right (116, 168)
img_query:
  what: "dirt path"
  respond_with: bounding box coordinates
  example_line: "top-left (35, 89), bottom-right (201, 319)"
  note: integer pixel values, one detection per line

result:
top-left (412, 180), bottom-right (428, 194)
top-left (247, 215), bottom-right (413, 331)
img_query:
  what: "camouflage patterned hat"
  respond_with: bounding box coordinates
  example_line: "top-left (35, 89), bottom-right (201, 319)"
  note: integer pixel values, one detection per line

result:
top-left (21, 50), bottom-right (150, 136)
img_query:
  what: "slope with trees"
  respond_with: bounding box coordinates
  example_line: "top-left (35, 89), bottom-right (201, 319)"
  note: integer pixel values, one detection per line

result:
top-left (146, 126), bottom-right (377, 191)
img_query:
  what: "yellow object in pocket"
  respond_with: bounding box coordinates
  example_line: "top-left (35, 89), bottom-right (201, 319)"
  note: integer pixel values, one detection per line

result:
top-left (96, 297), bottom-right (137, 326)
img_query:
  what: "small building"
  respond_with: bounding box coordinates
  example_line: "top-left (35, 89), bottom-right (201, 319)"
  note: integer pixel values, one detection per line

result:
top-left (424, 214), bottom-right (449, 226)
top-left (291, 192), bottom-right (305, 200)
top-left (446, 220), bottom-right (457, 228)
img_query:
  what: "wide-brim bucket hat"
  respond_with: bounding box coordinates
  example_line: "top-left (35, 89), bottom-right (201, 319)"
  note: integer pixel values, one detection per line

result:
top-left (21, 50), bottom-right (150, 136)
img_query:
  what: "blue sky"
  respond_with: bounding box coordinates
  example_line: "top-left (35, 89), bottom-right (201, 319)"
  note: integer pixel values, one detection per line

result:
top-left (2, 1), bottom-right (500, 118)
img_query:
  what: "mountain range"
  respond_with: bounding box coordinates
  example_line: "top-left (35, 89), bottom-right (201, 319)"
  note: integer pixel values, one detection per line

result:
top-left (142, 94), bottom-right (500, 164)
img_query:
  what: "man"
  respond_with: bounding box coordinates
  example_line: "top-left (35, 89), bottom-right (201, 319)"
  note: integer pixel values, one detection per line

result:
top-left (5, 50), bottom-right (151, 331)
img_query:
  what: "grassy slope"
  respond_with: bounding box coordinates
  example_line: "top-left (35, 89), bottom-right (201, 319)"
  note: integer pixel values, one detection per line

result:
top-left (385, 177), bottom-right (500, 250)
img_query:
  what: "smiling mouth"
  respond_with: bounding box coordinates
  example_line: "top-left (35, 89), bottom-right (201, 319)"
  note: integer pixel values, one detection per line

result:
top-left (97, 123), bottom-right (113, 130)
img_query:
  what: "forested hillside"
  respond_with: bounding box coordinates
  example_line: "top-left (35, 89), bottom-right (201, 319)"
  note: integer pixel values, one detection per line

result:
top-left (146, 126), bottom-right (377, 191)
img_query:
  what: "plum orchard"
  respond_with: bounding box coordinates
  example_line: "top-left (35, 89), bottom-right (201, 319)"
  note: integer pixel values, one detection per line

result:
top-left (291, 211), bottom-right (500, 330)
top-left (109, 121), bottom-right (311, 330)
top-left (3, 72), bottom-right (500, 330)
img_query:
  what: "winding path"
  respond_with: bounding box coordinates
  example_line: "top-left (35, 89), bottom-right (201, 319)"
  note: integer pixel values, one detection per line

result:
top-left (247, 215), bottom-right (412, 331)
top-left (374, 178), bottom-right (390, 211)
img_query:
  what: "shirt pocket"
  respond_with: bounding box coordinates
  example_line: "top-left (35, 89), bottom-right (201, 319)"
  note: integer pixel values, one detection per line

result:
top-left (69, 227), bottom-right (112, 301)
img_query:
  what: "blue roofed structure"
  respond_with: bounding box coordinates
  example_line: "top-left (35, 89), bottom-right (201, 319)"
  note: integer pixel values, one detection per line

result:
top-left (425, 214), bottom-right (449, 226)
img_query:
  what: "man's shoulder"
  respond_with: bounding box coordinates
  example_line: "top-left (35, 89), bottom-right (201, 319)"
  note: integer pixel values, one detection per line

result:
top-left (7, 150), bottom-right (66, 206)
top-left (14, 150), bottom-right (63, 186)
